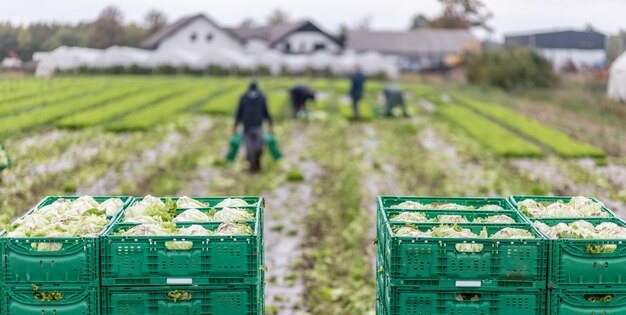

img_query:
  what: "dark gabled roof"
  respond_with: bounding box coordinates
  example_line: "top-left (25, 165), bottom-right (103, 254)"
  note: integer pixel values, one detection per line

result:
top-left (346, 29), bottom-right (476, 56)
top-left (504, 29), bottom-right (606, 50)
top-left (140, 14), bottom-right (243, 49)
top-left (228, 20), bottom-right (341, 46)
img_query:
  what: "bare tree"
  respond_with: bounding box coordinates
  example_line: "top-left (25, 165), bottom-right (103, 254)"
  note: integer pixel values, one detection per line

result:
top-left (428, 0), bottom-right (492, 31)
top-left (89, 5), bottom-right (126, 48)
top-left (239, 18), bottom-right (257, 29)
top-left (266, 9), bottom-right (289, 26)
top-left (144, 9), bottom-right (168, 36)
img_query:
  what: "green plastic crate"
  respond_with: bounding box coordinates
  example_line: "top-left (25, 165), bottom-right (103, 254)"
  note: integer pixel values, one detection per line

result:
top-left (380, 221), bottom-right (548, 288)
top-left (378, 196), bottom-right (519, 244)
top-left (376, 272), bottom-right (387, 315)
top-left (535, 218), bottom-right (626, 288)
top-left (1, 285), bottom-right (99, 315)
top-left (102, 283), bottom-right (263, 315)
top-left (510, 195), bottom-right (618, 219)
top-left (101, 222), bottom-right (262, 286)
top-left (101, 196), bottom-right (264, 286)
top-left (379, 276), bottom-right (547, 315)
top-left (0, 196), bottom-right (132, 286)
top-left (376, 196), bottom-right (520, 262)
top-left (549, 288), bottom-right (626, 315)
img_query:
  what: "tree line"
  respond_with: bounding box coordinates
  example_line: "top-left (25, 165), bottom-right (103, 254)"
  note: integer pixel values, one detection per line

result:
top-left (0, 6), bottom-right (167, 61)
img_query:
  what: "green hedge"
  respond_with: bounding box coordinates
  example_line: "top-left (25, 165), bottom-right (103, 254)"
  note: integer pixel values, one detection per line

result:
top-left (467, 47), bottom-right (557, 90)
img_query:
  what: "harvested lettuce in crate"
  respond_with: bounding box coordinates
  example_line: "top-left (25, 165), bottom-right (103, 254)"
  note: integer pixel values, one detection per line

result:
top-left (176, 196), bottom-right (208, 209)
top-left (6, 196), bottom-right (123, 239)
top-left (533, 220), bottom-right (626, 254)
top-left (390, 201), bottom-right (503, 211)
top-left (519, 196), bottom-right (608, 218)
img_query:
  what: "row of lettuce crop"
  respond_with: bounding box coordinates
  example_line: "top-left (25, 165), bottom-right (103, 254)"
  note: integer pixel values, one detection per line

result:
top-left (455, 96), bottom-right (605, 158)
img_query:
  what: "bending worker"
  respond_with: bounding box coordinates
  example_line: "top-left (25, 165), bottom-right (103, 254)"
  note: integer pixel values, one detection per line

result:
top-left (383, 84), bottom-right (409, 117)
top-left (233, 81), bottom-right (274, 173)
top-left (289, 84), bottom-right (316, 118)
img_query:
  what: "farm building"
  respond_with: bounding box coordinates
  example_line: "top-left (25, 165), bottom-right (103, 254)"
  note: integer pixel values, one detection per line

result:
top-left (505, 29), bottom-right (607, 71)
top-left (345, 29), bottom-right (478, 72)
top-left (140, 14), bottom-right (244, 53)
top-left (608, 51), bottom-right (626, 102)
top-left (227, 20), bottom-right (343, 55)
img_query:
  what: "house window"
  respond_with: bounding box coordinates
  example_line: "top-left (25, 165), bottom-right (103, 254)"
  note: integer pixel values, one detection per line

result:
top-left (314, 43), bottom-right (326, 51)
top-left (206, 33), bottom-right (213, 41)
top-left (284, 42), bottom-right (291, 53)
top-left (190, 32), bottom-right (197, 42)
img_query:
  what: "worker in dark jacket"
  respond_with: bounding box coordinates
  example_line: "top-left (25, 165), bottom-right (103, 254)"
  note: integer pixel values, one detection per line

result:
top-left (233, 81), bottom-right (274, 173)
top-left (350, 67), bottom-right (366, 120)
top-left (289, 85), bottom-right (316, 118)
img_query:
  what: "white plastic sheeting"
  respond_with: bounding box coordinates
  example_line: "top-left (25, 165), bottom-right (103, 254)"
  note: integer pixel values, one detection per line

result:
top-left (608, 52), bottom-right (626, 102)
top-left (35, 46), bottom-right (101, 77)
top-left (93, 46), bottom-right (151, 68)
top-left (1, 57), bottom-right (22, 68)
top-left (143, 49), bottom-right (201, 67)
top-left (35, 45), bottom-right (399, 78)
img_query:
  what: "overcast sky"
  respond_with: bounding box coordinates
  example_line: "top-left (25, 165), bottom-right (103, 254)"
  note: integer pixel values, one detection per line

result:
top-left (2, 0), bottom-right (625, 40)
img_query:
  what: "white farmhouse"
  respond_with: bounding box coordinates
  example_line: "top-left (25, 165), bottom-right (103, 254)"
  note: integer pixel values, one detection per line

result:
top-left (228, 20), bottom-right (343, 54)
top-left (140, 14), bottom-right (244, 53)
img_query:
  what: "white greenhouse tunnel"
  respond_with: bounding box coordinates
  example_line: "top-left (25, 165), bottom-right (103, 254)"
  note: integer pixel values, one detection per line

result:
top-left (34, 45), bottom-right (399, 78)
top-left (608, 51), bottom-right (626, 102)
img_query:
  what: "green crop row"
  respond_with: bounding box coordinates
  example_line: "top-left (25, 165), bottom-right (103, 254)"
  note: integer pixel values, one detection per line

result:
top-left (0, 84), bottom-right (142, 135)
top-left (200, 87), bottom-right (244, 115)
top-left (57, 83), bottom-right (185, 129)
top-left (437, 103), bottom-right (544, 157)
top-left (456, 96), bottom-right (604, 158)
top-left (0, 80), bottom-right (106, 116)
top-left (0, 83), bottom-right (61, 105)
top-left (107, 86), bottom-right (212, 131)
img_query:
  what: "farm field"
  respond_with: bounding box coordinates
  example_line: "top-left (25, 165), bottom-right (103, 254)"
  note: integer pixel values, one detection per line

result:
top-left (1, 75), bottom-right (626, 314)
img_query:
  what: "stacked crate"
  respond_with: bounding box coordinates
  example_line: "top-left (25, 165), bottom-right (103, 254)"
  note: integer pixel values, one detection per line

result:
top-left (0, 196), bottom-right (133, 315)
top-left (510, 196), bottom-right (626, 315)
top-left (376, 196), bottom-right (548, 315)
top-left (100, 196), bottom-right (265, 315)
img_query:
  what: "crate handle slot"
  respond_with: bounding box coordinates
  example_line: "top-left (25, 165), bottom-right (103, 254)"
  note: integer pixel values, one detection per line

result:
top-left (454, 293), bottom-right (481, 302)
top-left (165, 241), bottom-right (193, 251)
top-left (33, 291), bottom-right (65, 302)
top-left (455, 244), bottom-right (484, 253)
top-left (586, 244), bottom-right (617, 254)
top-left (166, 290), bottom-right (193, 302)
top-left (583, 294), bottom-right (614, 303)
top-left (31, 243), bottom-right (63, 252)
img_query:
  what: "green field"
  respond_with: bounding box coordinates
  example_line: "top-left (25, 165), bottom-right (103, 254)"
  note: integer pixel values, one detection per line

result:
top-left (0, 75), bottom-right (623, 314)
